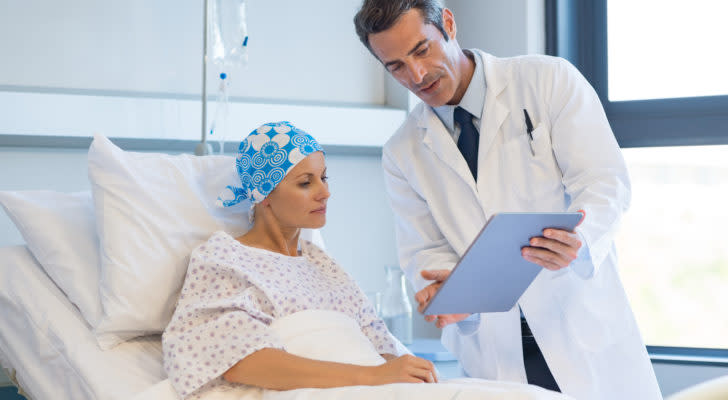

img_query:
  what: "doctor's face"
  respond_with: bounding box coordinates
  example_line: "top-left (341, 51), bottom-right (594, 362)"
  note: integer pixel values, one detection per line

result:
top-left (368, 8), bottom-right (467, 107)
top-left (262, 152), bottom-right (330, 229)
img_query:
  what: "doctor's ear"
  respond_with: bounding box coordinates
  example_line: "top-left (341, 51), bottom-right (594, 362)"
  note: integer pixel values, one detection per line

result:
top-left (442, 8), bottom-right (457, 40)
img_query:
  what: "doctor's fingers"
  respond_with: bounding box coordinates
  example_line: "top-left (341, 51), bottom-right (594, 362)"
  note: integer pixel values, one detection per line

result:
top-left (522, 247), bottom-right (571, 271)
top-left (415, 284), bottom-right (441, 313)
top-left (436, 313), bottom-right (470, 328)
top-left (420, 269), bottom-right (451, 282)
top-left (543, 229), bottom-right (582, 250)
top-left (524, 243), bottom-right (574, 266)
top-left (529, 235), bottom-right (580, 260)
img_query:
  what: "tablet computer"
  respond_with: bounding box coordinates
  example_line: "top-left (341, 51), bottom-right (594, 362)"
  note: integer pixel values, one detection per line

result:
top-left (422, 212), bottom-right (583, 315)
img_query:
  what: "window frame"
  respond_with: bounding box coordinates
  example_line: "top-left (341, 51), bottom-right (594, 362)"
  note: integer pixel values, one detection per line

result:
top-left (546, 0), bottom-right (728, 148)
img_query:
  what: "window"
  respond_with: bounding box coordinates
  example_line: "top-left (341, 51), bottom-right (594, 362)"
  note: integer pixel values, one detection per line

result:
top-left (617, 145), bottom-right (728, 349)
top-left (607, 0), bottom-right (728, 102)
top-left (548, 0), bottom-right (728, 350)
top-left (548, 0), bottom-right (728, 148)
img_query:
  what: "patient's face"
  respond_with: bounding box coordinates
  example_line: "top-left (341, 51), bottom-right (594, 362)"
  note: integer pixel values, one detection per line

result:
top-left (264, 152), bottom-right (329, 229)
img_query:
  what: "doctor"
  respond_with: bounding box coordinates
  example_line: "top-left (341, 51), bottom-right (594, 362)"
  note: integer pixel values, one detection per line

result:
top-left (353, 1), bottom-right (662, 399)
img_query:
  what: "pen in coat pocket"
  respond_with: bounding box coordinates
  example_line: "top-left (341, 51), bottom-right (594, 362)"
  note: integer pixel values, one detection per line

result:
top-left (523, 109), bottom-right (536, 156)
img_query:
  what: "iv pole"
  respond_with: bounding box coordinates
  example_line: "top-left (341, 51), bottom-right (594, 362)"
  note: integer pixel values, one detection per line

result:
top-left (195, 0), bottom-right (213, 156)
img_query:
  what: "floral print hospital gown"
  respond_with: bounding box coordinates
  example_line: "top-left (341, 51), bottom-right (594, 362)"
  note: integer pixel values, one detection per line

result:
top-left (163, 231), bottom-right (398, 399)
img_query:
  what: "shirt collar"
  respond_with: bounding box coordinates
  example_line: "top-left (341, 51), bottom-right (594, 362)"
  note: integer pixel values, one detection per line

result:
top-left (433, 49), bottom-right (486, 133)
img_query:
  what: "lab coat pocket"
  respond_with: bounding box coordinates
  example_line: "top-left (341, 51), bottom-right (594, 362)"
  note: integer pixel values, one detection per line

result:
top-left (554, 270), bottom-right (632, 352)
top-left (526, 124), bottom-right (552, 159)
top-left (503, 124), bottom-right (555, 166)
top-left (502, 124), bottom-right (562, 203)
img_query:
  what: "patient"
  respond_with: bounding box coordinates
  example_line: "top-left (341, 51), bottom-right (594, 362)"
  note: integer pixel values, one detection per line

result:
top-left (163, 121), bottom-right (568, 400)
top-left (163, 121), bottom-right (434, 398)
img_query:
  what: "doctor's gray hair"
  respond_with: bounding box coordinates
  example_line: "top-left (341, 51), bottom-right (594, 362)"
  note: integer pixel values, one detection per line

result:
top-left (353, 0), bottom-right (448, 58)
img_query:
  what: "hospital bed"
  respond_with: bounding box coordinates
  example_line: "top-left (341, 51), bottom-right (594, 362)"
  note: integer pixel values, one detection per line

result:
top-left (0, 135), bottom-right (569, 400)
top-left (0, 245), bottom-right (165, 399)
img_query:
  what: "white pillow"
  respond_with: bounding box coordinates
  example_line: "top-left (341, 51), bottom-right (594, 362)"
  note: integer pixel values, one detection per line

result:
top-left (0, 190), bottom-right (103, 327)
top-left (88, 134), bottom-right (326, 349)
top-left (88, 135), bottom-right (251, 348)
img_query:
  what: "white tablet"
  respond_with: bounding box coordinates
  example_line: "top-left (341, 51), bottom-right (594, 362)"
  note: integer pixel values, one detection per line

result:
top-left (423, 212), bottom-right (583, 315)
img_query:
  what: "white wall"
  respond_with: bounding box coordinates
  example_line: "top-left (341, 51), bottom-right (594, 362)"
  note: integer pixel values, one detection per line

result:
top-left (0, 0), bottom-right (383, 104)
top-left (446, 0), bottom-right (545, 56)
top-left (0, 0), bottom-right (404, 146)
top-left (0, 92), bottom-right (405, 146)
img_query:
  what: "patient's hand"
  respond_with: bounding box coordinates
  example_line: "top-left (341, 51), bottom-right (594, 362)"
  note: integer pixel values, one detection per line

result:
top-left (370, 354), bottom-right (438, 384)
top-left (416, 270), bottom-right (469, 328)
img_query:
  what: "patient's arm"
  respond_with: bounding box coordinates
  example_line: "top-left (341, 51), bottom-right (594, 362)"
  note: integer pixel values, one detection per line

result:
top-left (222, 348), bottom-right (437, 390)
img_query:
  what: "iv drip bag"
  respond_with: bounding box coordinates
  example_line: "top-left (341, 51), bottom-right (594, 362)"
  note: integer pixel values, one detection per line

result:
top-left (209, 0), bottom-right (249, 68)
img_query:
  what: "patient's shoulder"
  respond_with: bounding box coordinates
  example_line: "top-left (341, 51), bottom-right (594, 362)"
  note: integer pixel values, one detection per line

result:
top-left (300, 238), bottom-right (321, 253)
top-left (191, 230), bottom-right (251, 258)
top-left (301, 239), bottom-right (340, 268)
top-left (177, 232), bottom-right (253, 303)
top-left (191, 230), bottom-right (232, 254)
top-left (300, 239), bottom-right (329, 262)
top-left (186, 231), bottom-right (251, 275)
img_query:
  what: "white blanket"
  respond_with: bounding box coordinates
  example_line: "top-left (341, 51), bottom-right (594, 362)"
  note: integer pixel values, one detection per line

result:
top-left (133, 310), bottom-right (570, 400)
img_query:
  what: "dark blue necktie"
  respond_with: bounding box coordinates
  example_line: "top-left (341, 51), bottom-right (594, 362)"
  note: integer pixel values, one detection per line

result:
top-left (454, 106), bottom-right (479, 181)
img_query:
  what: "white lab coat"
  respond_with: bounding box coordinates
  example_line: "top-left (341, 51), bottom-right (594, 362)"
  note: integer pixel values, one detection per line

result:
top-left (382, 51), bottom-right (662, 400)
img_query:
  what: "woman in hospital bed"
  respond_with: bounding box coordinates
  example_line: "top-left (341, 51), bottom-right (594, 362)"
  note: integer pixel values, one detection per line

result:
top-left (162, 121), bottom-right (569, 400)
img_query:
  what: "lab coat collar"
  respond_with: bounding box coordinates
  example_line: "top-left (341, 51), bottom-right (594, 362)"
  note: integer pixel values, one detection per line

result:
top-left (477, 51), bottom-right (511, 167)
top-left (418, 105), bottom-right (474, 190)
top-left (418, 51), bottom-right (510, 192)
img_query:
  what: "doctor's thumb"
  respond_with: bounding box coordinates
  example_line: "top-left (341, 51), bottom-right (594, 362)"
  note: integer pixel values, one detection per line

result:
top-left (576, 209), bottom-right (586, 227)
top-left (420, 269), bottom-right (450, 282)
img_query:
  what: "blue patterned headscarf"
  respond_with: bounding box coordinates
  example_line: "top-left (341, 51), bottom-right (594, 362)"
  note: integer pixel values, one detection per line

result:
top-left (217, 121), bottom-right (324, 207)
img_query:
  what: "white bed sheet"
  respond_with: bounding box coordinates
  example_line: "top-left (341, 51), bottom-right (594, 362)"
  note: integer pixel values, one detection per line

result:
top-left (0, 245), bottom-right (166, 400)
top-left (132, 309), bottom-right (569, 400)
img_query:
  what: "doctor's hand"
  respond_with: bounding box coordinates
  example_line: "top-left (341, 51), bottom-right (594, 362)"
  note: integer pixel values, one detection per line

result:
top-left (521, 210), bottom-right (585, 271)
top-left (415, 269), bottom-right (469, 328)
